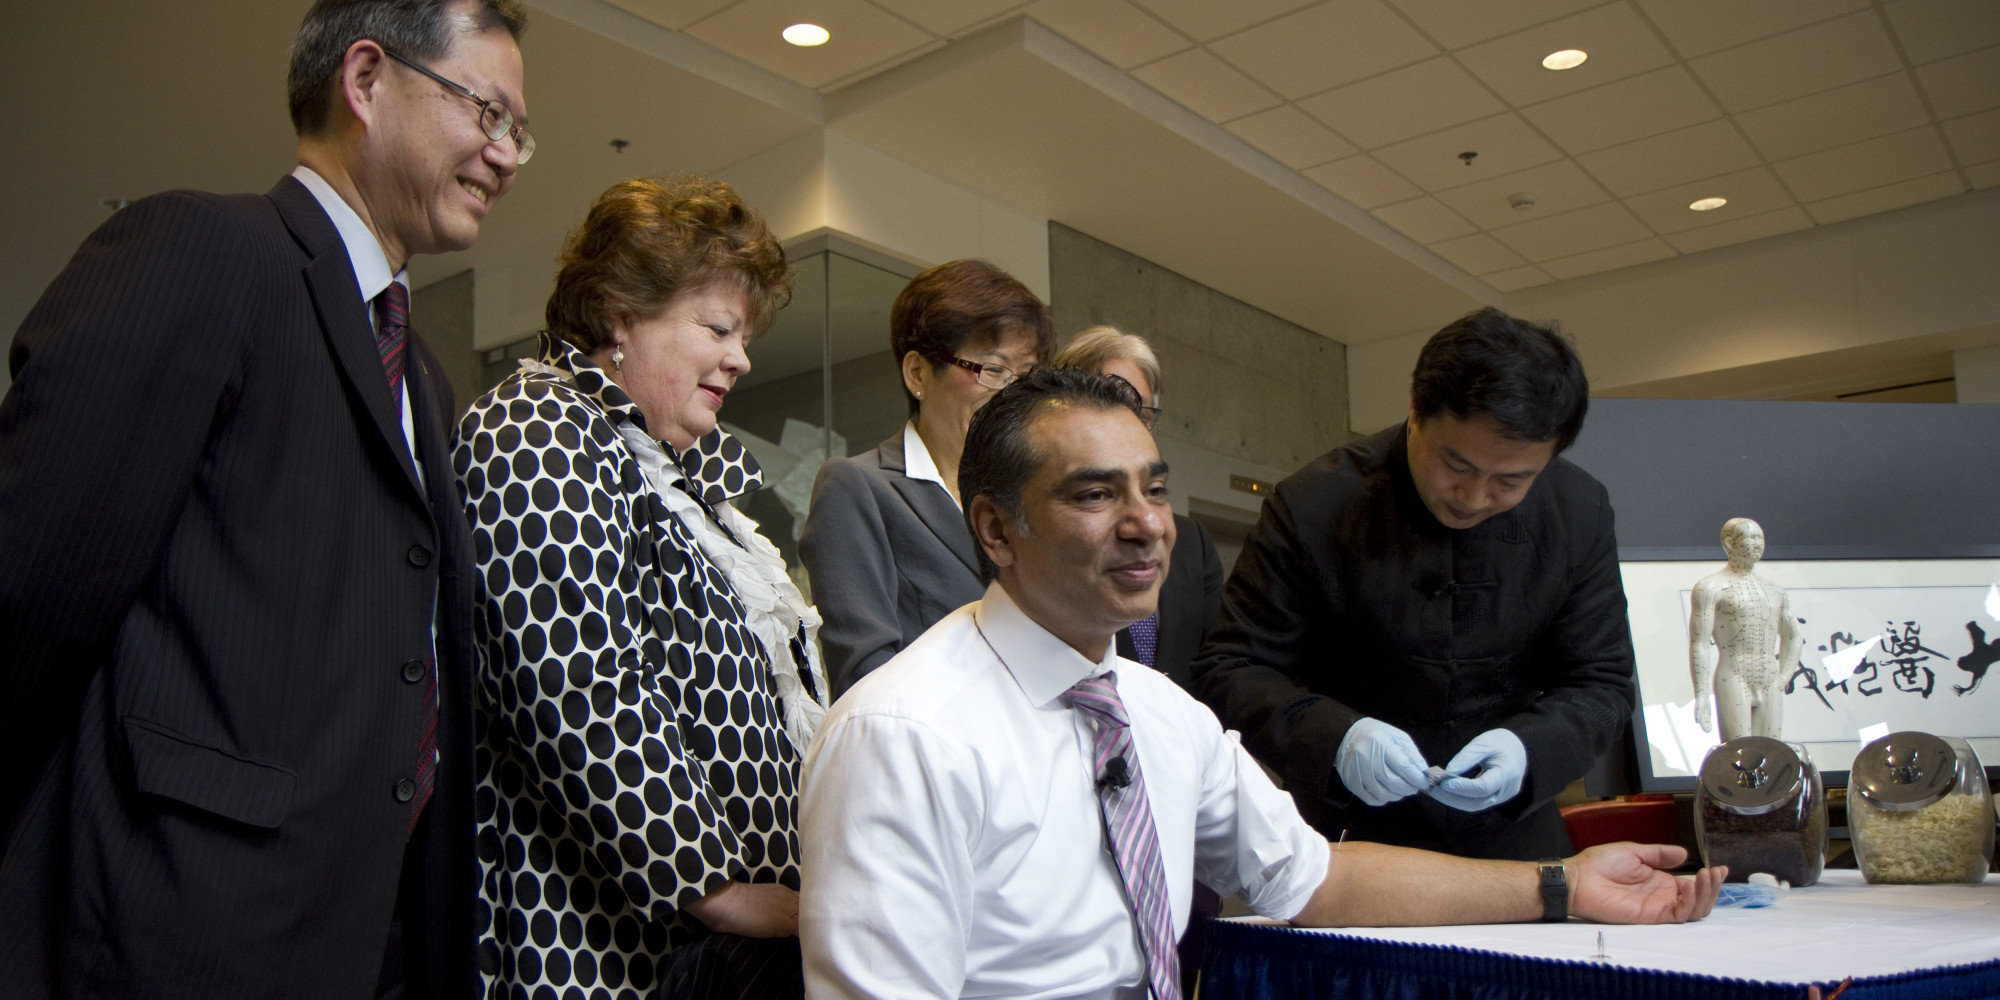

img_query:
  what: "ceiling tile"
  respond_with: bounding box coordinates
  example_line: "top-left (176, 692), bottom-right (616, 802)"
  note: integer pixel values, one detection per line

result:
top-left (1916, 46), bottom-right (2000, 119)
top-left (1488, 201), bottom-right (1655, 260)
top-left (1665, 206), bottom-right (1814, 253)
top-left (1428, 233), bottom-right (1527, 273)
top-left (1455, 3), bottom-right (1676, 107)
top-left (1635, 0), bottom-right (1870, 58)
top-left (1210, 0), bottom-right (1438, 100)
top-left (1433, 159), bottom-right (1610, 230)
top-left (1884, 0), bottom-right (2000, 64)
top-left (1303, 154), bottom-right (1423, 208)
top-left (1624, 166), bottom-right (1795, 234)
top-left (1773, 126), bottom-right (1957, 201)
top-left (1372, 197), bottom-right (1478, 243)
top-left (685, 0), bottom-right (935, 89)
top-left (1734, 73), bottom-right (1930, 162)
top-left (1224, 104), bottom-right (1357, 168)
top-left (1027, 0), bottom-right (1191, 68)
top-left (1482, 264), bottom-right (1556, 291)
top-left (1521, 66), bottom-right (1721, 155)
top-left (1806, 172), bottom-right (1967, 225)
top-left (1944, 107), bottom-right (2000, 165)
top-left (1688, 11), bottom-right (1903, 113)
top-left (1575, 119), bottom-right (1763, 197)
top-left (1131, 47), bottom-right (1283, 122)
top-left (1387, 0), bottom-right (1601, 50)
top-left (1372, 113), bottom-right (1564, 191)
top-left (1967, 160), bottom-right (2000, 189)
top-left (869, 0), bottom-right (1029, 36)
top-left (1130, 0), bottom-right (1315, 42)
top-left (1295, 58), bottom-right (1503, 149)
top-left (602, 0), bottom-right (737, 31)
top-left (1539, 237), bottom-right (1676, 279)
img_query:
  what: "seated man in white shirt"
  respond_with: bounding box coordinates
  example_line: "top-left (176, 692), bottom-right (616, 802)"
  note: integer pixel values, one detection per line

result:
top-left (799, 367), bottom-right (1723, 1000)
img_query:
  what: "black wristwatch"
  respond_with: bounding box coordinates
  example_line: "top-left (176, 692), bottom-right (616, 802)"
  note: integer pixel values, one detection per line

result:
top-left (1536, 860), bottom-right (1568, 922)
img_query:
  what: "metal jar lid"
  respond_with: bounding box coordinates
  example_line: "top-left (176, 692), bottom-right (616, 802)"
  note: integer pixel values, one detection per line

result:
top-left (1853, 731), bottom-right (1958, 812)
top-left (1699, 737), bottom-right (1804, 816)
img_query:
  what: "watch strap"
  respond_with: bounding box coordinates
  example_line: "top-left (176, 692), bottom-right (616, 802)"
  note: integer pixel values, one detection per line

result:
top-left (1536, 860), bottom-right (1568, 923)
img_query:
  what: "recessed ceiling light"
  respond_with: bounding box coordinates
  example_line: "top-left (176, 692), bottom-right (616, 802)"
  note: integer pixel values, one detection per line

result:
top-left (783, 23), bottom-right (830, 46)
top-left (1541, 49), bottom-right (1588, 71)
top-left (1689, 197), bottom-right (1728, 211)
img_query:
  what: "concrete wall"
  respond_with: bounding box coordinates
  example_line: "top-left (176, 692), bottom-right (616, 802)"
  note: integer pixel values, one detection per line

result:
top-left (1047, 222), bottom-right (1344, 517)
top-left (411, 268), bottom-right (478, 417)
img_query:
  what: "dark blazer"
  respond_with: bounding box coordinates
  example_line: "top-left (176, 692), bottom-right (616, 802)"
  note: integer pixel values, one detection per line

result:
top-left (800, 430), bottom-right (987, 697)
top-left (1116, 513), bottom-right (1224, 691)
top-left (0, 177), bottom-right (479, 999)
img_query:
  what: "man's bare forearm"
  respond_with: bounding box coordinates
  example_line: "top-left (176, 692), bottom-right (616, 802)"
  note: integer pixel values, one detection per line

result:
top-left (1289, 841), bottom-right (1550, 927)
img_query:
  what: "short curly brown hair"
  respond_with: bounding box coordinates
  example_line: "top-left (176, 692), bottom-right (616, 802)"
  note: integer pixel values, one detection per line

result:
top-left (545, 176), bottom-right (792, 354)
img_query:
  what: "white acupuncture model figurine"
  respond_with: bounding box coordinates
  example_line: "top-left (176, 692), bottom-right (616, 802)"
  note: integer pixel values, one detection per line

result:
top-left (1688, 519), bottom-right (1803, 741)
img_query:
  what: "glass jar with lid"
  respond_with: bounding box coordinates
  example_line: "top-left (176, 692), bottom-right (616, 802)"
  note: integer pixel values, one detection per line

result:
top-left (1848, 732), bottom-right (1994, 884)
top-left (1694, 736), bottom-right (1826, 886)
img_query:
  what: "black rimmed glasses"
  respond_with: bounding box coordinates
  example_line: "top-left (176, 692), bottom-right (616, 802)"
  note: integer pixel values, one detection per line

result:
top-left (381, 47), bottom-right (535, 164)
top-left (1104, 374), bottom-right (1162, 430)
top-left (938, 354), bottom-right (1025, 391)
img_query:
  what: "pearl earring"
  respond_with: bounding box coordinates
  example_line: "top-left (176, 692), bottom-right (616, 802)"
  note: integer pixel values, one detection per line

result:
top-left (612, 347), bottom-right (624, 372)
top-left (914, 390), bottom-right (923, 399)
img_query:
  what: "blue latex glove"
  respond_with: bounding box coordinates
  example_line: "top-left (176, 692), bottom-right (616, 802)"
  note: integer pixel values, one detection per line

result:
top-left (1334, 717), bottom-right (1433, 807)
top-left (1427, 728), bottom-right (1527, 812)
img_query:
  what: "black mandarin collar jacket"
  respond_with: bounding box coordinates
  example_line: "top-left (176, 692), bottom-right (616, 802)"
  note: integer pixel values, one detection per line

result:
top-left (1193, 423), bottom-right (1636, 859)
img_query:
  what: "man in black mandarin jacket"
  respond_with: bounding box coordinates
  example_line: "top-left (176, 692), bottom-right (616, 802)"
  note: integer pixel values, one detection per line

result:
top-left (1194, 309), bottom-right (1635, 860)
top-left (0, 2), bottom-right (529, 997)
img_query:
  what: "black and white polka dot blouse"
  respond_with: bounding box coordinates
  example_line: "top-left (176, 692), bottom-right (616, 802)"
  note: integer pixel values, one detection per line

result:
top-left (454, 333), bottom-right (813, 999)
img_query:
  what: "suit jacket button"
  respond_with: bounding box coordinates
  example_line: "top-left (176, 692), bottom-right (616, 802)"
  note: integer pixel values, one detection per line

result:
top-left (402, 659), bottom-right (427, 683)
top-left (407, 544), bottom-right (433, 567)
top-left (394, 779), bottom-right (416, 803)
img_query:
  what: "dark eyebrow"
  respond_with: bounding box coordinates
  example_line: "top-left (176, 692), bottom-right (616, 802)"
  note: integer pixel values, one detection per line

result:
top-left (1054, 461), bottom-right (1170, 491)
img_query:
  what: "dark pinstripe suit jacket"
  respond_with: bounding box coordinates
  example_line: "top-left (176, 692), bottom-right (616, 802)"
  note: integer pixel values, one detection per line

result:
top-left (0, 177), bottom-right (478, 1000)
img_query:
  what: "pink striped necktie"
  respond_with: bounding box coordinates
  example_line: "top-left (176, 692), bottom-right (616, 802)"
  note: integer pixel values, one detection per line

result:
top-left (1064, 671), bottom-right (1181, 1000)
top-left (375, 281), bottom-right (410, 409)
top-left (375, 282), bottom-right (436, 830)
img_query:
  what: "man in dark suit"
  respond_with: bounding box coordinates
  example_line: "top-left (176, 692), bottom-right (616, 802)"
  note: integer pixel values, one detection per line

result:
top-left (0, 2), bottom-right (531, 997)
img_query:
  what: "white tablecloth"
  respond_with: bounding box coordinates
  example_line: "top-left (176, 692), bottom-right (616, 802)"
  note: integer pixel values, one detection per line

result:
top-left (1230, 871), bottom-right (1999, 984)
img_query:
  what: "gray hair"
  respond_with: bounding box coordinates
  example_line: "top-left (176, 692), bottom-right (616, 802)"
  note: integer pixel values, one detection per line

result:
top-left (288, 0), bottom-right (528, 136)
top-left (1052, 325), bottom-right (1163, 402)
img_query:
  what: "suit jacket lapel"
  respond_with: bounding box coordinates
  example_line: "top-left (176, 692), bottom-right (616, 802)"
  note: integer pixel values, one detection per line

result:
top-left (877, 432), bottom-right (980, 576)
top-left (268, 176), bottom-right (424, 498)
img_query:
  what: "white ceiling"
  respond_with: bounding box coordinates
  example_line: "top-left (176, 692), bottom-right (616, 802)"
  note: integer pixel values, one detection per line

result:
top-left (629, 0), bottom-right (2000, 290)
top-left (4, 0), bottom-right (1995, 358)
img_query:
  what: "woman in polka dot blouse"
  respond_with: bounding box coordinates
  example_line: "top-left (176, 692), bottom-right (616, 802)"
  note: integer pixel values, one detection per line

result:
top-left (453, 177), bottom-right (827, 1000)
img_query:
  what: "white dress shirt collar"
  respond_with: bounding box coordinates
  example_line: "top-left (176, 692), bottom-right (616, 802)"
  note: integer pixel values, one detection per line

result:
top-left (901, 421), bottom-right (960, 511)
top-left (290, 164), bottom-right (403, 303)
top-left (972, 580), bottom-right (1118, 709)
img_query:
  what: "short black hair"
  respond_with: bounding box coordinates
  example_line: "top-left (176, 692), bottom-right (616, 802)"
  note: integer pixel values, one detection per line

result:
top-left (958, 366), bottom-right (1144, 579)
top-left (1410, 307), bottom-right (1589, 452)
top-left (288, 0), bottom-right (528, 136)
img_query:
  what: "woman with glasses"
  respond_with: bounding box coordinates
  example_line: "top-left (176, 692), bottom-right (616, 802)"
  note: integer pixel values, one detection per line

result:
top-left (455, 177), bottom-right (826, 1000)
top-left (799, 259), bottom-right (1053, 697)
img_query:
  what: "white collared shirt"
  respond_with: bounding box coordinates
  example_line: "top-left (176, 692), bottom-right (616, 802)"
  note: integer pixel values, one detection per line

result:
top-left (902, 420), bottom-right (957, 510)
top-left (800, 583), bottom-right (1328, 1000)
top-left (290, 164), bottom-right (421, 483)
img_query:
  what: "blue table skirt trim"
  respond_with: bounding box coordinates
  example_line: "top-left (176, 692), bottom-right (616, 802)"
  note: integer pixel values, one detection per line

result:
top-left (1199, 920), bottom-right (2000, 1000)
